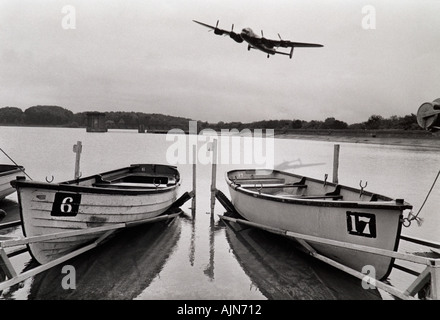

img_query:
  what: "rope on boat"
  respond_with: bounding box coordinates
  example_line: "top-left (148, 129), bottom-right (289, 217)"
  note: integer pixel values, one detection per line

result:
top-left (404, 169), bottom-right (440, 227)
top-left (0, 147), bottom-right (33, 180)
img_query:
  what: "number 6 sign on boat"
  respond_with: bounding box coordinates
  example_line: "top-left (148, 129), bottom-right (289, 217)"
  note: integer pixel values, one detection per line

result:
top-left (51, 192), bottom-right (81, 217)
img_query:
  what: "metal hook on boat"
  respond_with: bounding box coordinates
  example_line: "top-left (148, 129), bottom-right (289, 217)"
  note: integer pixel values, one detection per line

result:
top-left (256, 183), bottom-right (263, 194)
top-left (359, 180), bottom-right (367, 197)
top-left (324, 174), bottom-right (328, 186)
top-left (402, 216), bottom-right (411, 228)
top-left (45, 175), bottom-right (54, 183)
top-left (154, 178), bottom-right (161, 188)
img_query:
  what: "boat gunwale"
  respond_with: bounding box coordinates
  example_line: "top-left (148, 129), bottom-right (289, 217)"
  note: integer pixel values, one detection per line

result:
top-left (11, 164), bottom-right (181, 196)
top-left (0, 165), bottom-right (24, 179)
top-left (226, 169), bottom-right (412, 211)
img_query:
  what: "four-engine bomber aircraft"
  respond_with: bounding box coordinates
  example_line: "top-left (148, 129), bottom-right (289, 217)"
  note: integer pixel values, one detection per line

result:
top-left (193, 20), bottom-right (323, 59)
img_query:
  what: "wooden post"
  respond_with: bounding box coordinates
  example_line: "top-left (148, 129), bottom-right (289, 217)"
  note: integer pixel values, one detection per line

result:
top-left (0, 248), bottom-right (17, 279)
top-left (431, 264), bottom-right (440, 300)
top-left (333, 144), bottom-right (340, 184)
top-left (191, 144), bottom-right (196, 216)
top-left (210, 139), bottom-right (218, 216)
top-left (73, 141), bottom-right (82, 180)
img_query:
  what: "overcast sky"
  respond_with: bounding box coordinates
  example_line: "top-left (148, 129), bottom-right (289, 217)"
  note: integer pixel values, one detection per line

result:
top-left (0, 0), bottom-right (439, 124)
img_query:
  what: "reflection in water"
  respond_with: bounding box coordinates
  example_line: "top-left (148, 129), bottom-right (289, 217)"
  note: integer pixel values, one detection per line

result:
top-left (223, 217), bottom-right (382, 300)
top-left (0, 198), bottom-right (20, 224)
top-left (203, 214), bottom-right (223, 281)
top-left (180, 210), bottom-right (196, 267)
top-left (274, 159), bottom-right (325, 172)
top-left (24, 216), bottom-right (182, 300)
top-left (1, 259), bottom-right (35, 299)
top-left (0, 198), bottom-right (23, 299)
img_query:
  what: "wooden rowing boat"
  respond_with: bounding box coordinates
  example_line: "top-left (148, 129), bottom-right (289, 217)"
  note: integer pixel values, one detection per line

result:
top-left (11, 164), bottom-right (181, 264)
top-left (0, 164), bottom-right (24, 200)
top-left (225, 169), bottom-right (413, 280)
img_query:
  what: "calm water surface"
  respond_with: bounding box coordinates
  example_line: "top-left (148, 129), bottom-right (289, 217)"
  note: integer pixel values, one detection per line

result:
top-left (0, 127), bottom-right (439, 300)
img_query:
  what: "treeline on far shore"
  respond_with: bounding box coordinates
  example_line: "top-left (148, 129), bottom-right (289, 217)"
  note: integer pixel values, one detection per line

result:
top-left (0, 105), bottom-right (424, 132)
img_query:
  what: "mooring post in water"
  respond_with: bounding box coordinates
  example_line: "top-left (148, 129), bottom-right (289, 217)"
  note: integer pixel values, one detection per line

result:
top-left (210, 139), bottom-right (218, 216)
top-left (191, 144), bottom-right (197, 216)
top-left (432, 263), bottom-right (440, 300)
top-left (73, 141), bottom-right (82, 180)
top-left (333, 144), bottom-right (340, 184)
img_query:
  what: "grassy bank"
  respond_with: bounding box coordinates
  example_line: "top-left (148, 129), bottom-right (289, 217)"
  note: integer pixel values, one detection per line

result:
top-left (274, 129), bottom-right (440, 150)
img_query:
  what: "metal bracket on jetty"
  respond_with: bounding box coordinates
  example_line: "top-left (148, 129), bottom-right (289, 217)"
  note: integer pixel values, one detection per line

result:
top-left (209, 143), bottom-right (440, 300)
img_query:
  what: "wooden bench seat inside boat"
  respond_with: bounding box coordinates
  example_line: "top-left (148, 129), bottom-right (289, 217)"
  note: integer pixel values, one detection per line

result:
top-left (242, 183), bottom-right (307, 189)
top-left (236, 177), bottom-right (307, 189)
top-left (93, 174), bottom-right (176, 188)
top-left (277, 185), bottom-right (343, 200)
top-left (234, 178), bottom-right (285, 185)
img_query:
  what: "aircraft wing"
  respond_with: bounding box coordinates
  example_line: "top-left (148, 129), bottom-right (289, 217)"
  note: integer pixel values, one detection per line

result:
top-left (193, 20), bottom-right (231, 36)
top-left (262, 37), bottom-right (323, 48)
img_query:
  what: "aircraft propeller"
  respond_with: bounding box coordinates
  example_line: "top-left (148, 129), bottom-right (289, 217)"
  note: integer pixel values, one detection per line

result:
top-left (277, 33), bottom-right (288, 47)
top-left (207, 20), bottom-right (226, 36)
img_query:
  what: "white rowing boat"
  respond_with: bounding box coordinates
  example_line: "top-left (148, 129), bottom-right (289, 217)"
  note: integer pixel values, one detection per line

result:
top-left (225, 169), bottom-right (413, 280)
top-left (11, 164), bottom-right (181, 264)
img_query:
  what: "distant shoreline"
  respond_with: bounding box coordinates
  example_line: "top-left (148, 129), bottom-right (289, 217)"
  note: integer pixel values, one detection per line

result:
top-left (274, 131), bottom-right (440, 150)
top-left (2, 125), bottom-right (438, 150)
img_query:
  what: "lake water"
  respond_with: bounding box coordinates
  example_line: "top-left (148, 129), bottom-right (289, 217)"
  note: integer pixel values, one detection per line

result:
top-left (0, 126), bottom-right (439, 300)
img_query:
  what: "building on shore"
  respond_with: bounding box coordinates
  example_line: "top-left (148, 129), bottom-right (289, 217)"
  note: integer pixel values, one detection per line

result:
top-left (86, 112), bottom-right (107, 132)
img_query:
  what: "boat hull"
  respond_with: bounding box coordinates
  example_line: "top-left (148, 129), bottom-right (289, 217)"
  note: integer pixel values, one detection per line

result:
top-left (226, 170), bottom-right (410, 281)
top-left (13, 164), bottom-right (180, 264)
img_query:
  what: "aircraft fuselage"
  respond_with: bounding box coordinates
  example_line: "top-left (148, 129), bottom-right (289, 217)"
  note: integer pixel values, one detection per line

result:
top-left (240, 28), bottom-right (276, 55)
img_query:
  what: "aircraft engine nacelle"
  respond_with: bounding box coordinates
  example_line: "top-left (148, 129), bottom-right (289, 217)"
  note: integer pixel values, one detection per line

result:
top-left (279, 40), bottom-right (289, 48)
top-left (214, 28), bottom-right (226, 36)
top-left (417, 98), bottom-right (440, 132)
top-left (230, 33), bottom-right (243, 43)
